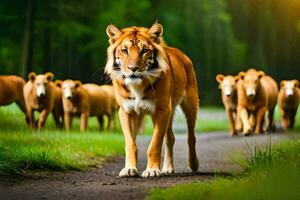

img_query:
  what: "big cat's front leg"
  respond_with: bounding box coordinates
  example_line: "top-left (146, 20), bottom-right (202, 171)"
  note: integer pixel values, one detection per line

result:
top-left (142, 107), bottom-right (171, 178)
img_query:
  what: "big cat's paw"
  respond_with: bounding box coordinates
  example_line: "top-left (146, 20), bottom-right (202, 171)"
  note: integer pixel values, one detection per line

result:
top-left (119, 167), bottom-right (139, 177)
top-left (142, 168), bottom-right (161, 178)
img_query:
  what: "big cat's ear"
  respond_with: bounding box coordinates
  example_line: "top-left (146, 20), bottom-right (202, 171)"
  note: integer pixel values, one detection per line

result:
top-left (28, 72), bottom-right (36, 82)
top-left (45, 72), bottom-right (54, 81)
top-left (239, 71), bottom-right (245, 80)
top-left (280, 80), bottom-right (286, 88)
top-left (106, 24), bottom-right (123, 44)
top-left (258, 71), bottom-right (265, 79)
top-left (216, 74), bottom-right (224, 84)
top-left (148, 22), bottom-right (163, 42)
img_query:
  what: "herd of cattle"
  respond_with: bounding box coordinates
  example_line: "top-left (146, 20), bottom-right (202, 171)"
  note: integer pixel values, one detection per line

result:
top-left (216, 68), bottom-right (299, 136)
top-left (0, 72), bottom-right (118, 131)
top-left (0, 68), bottom-right (299, 135)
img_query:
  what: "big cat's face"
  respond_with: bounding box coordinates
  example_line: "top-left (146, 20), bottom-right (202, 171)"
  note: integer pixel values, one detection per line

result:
top-left (113, 37), bottom-right (158, 86)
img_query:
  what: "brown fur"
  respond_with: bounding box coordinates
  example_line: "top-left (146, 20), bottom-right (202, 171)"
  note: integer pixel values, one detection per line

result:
top-left (237, 68), bottom-right (278, 135)
top-left (278, 80), bottom-right (300, 131)
top-left (0, 75), bottom-right (28, 124)
top-left (216, 74), bottom-right (241, 135)
top-left (23, 72), bottom-right (63, 130)
top-left (99, 85), bottom-right (119, 129)
top-left (60, 80), bottom-right (117, 132)
top-left (53, 80), bottom-right (64, 128)
top-left (105, 23), bottom-right (199, 177)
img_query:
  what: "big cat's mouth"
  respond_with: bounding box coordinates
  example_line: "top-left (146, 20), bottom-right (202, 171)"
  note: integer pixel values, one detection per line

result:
top-left (122, 74), bottom-right (143, 79)
top-left (130, 74), bottom-right (142, 79)
top-left (123, 74), bottom-right (143, 85)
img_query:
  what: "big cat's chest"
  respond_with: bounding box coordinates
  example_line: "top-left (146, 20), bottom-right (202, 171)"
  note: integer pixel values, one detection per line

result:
top-left (122, 84), bottom-right (156, 115)
top-left (114, 81), bottom-right (157, 115)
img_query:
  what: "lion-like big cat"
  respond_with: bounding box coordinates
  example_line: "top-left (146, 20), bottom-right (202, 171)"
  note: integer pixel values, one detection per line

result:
top-left (105, 22), bottom-right (199, 177)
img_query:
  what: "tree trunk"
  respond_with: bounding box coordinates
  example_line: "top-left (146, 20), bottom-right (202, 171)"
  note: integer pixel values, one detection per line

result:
top-left (43, 0), bottom-right (51, 72)
top-left (21, 0), bottom-right (34, 78)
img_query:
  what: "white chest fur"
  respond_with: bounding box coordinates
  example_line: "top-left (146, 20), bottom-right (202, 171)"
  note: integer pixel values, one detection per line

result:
top-left (122, 99), bottom-right (156, 114)
top-left (122, 84), bottom-right (156, 114)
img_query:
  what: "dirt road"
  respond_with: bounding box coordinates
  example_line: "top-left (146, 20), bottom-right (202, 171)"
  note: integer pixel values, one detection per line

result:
top-left (0, 131), bottom-right (295, 200)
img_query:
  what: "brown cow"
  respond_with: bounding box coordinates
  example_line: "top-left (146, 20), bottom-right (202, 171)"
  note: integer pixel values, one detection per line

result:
top-left (237, 68), bottom-right (278, 135)
top-left (59, 80), bottom-right (117, 132)
top-left (216, 74), bottom-right (241, 135)
top-left (23, 72), bottom-right (64, 130)
top-left (0, 75), bottom-right (28, 123)
top-left (278, 80), bottom-right (299, 131)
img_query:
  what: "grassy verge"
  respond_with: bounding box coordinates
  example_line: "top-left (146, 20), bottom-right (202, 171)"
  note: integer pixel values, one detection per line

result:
top-left (0, 132), bottom-right (124, 175)
top-left (196, 118), bottom-right (229, 132)
top-left (0, 103), bottom-right (299, 176)
top-left (194, 106), bottom-right (300, 133)
top-left (147, 139), bottom-right (300, 200)
top-left (172, 107), bottom-right (230, 132)
top-left (0, 104), bottom-right (124, 175)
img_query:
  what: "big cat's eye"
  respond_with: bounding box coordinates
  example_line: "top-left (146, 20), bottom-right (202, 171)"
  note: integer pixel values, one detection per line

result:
top-left (121, 48), bottom-right (128, 54)
top-left (141, 48), bottom-right (149, 54)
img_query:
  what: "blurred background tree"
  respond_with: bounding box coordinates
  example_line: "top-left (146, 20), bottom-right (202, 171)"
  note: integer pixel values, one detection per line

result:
top-left (0, 0), bottom-right (299, 105)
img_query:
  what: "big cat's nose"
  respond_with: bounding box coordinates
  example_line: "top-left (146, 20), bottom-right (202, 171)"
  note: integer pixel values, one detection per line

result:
top-left (128, 65), bottom-right (138, 72)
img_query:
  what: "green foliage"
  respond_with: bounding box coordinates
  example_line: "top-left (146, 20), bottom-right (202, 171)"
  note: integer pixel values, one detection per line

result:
top-left (1, 0), bottom-right (300, 104)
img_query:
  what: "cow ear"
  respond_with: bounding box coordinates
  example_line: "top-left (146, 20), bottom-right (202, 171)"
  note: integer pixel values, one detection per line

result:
top-left (74, 80), bottom-right (82, 88)
top-left (28, 72), bottom-right (36, 82)
top-left (216, 74), bottom-right (224, 84)
top-left (55, 80), bottom-right (62, 88)
top-left (294, 80), bottom-right (299, 88)
top-left (106, 24), bottom-right (123, 44)
top-left (148, 22), bottom-right (163, 42)
top-left (258, 71), bottom-right (265, 79)
top-left (45, 72), bottom-right (54, 81)
top-left (280, 80), bottom-right (286, 88)
top-left (234, 76), bottom-right (240, 83)
top-left (239, 71), bottom-right (245, 80)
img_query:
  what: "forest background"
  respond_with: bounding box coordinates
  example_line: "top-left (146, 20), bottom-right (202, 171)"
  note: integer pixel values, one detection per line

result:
top-left (1, 0), bottom-right (299, 104)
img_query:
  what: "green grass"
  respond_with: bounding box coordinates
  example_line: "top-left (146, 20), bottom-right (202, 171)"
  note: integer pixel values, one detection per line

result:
top-left (0, 103), bottom-right (299, 176)
top-left (245, 139), bottom-right (300, 172)
top-left (0, 132), bottom-right (124, 175)
top-left (148, 167), bottom-right (300, 200)
top-left (0, 104), bottom-right (124, 175)
top-left (196, 119), bottom-right (229, 132)
top-left (147, 139), bottom-right (300, 200)
top-left (195, 106), bottom-right (300, 133)
top-left (172, 107), bottom-right (230, 132)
